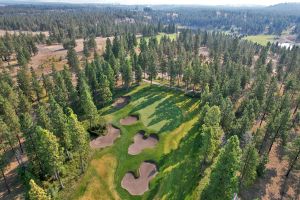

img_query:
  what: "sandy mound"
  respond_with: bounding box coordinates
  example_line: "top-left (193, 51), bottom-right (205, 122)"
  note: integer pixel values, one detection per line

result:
top-left (121, 162), bottom-right (158, 195)
top-left (128, 132), bottom-right (158, 155)
top-left (90, 124), bottom-right (120, 149)
top-left (113, 96), bottom-right (130, 109)
top-left (120, 115), bottom-right (138, 125)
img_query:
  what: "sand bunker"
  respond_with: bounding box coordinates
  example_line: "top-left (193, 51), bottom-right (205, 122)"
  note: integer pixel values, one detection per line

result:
top-left (128, 132), bottom-right (158, 155)
top-left (120, 115), bottom-right (138, 125)
top-left (113, 96), bottom-right (130, 109)
top-left (121, 162), bottom-right (158, 195)
top-left (90, 124), bottom-right (120, 149)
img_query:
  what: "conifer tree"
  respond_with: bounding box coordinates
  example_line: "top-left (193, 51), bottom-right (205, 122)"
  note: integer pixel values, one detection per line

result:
top-left (239, 143), bottom-right (259, 188)
top-left (122, 60), bottom-right (133, 90)
top-left (35, 127), bottom-right (64, 188)
top-left (0, 147), bottom-right (10, 193)
top-left (135, 64), bottom-right (142, 84)
top-left (67, 47), bottom-right (80, 72)
top-left (78, 76), bottom-right (98, 120)
top-left (202, 135), bottom-right (242, 200)
top-left (98, 74), bottom-right (112, 106)
top-left (17, 66), bottom-right (32, 101)
top-left (66, 108), bottom-right (89, 174)
top-left (28, 179), bottom-right (50, 200)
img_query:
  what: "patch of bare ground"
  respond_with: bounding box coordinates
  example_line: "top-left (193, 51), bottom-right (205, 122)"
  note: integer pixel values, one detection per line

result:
top-left (0, 152), bottom-right (27, 200)
top-left (2, 36), bottom-right (111, 80)
top-left (128, 131), bottom-right (158, 155)
top-left (90, 124), bottom-right (121, 149)
top-left (121, 162), bottom-right (158, 196)
top-left (240, 142), bottom-right (299, 200)
top-left (112, 96), bottom-right (131, 109)
top-left (120, 115), bottom-right (139, 126)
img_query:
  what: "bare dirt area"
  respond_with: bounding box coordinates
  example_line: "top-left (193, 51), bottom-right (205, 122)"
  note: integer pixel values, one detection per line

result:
top-left (128, 132), bottom-right (158, 155)
top-left (240, 142), bottom-right (299, 200)
top-left (121, 162), bottom-right (158, 195)
top-left (0, 152), bottom-right (27, 200)
top-left (4, 36), bottom-right (110, 79)
top-left (90, 124), bottom-right (121, 149)
top-left (112, 96), bottom-right (131, 109)
top-left (120, 115), bottom-right (139, 126)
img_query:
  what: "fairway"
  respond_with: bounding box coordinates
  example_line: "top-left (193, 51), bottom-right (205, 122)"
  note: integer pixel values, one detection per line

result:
top-left (62, 83), bottom-right (202, 199)
top-left (243, 34), bottom-right (276, 46)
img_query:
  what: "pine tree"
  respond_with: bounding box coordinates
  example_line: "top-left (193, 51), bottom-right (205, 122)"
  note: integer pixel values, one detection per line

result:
top-left (239, 143), bottom-right (259, 188)
top-left (35, 127), bottom-right (64, 188)
top-left (48, 97), bottom-right (72, 158)
top-left (200, 106), bottom-right (223, 173)
top-left (202, 135), bottom-right (242, 200)
top-left (66, 108), bottom-right (89, 174)
top-left (31, 67), bottom-right (43, 101)
top-left (78, 76), bottom-right (98, 120)
top-left (18, 91), bottom-right (32, 115)
top-left (17, 66), bottom-right (32, 101)
top-left (135, 64), bottom-right (142, 84)
top-left (67, 47), bottom-right (80, 72)
top-left (98, 74), bottom-right (112, 106)
top-left (122, 60), bottom-right (133, 90)
top-left (280, 136), bottom-right (300, 198)
top-left (28, 179), bottom-right (50, 200)
top-left (0, 146), bottom-right (10, 193)
top-left (36, 104), bottom-right (52, 131)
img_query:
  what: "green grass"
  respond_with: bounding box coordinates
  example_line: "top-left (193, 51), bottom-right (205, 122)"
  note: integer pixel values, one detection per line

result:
top-left (60, 83), bottom-right (204, 200)
top-left (243, 34), bottom-right (276, 46)
top-left (138, 33), bottom-right (177, 44)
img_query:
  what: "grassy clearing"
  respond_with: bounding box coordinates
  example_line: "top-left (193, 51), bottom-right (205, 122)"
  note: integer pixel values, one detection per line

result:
top-left (243, 34), bottom-right (276, 46)
top-left (62, 83), bottom-right (203, 200)
top-left (138, 33), bottom-right (177, 44)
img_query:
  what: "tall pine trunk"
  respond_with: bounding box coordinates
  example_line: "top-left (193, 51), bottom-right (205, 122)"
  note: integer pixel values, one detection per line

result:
top-left (1, 168), bottom-right (10, 193)
top-left (55, 169), bottom-right (64, 189)
top-left (16, 134), bottom-right (23, 154)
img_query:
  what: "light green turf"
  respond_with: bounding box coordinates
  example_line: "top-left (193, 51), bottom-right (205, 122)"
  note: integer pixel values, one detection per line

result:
top-left (138, 32), bottom-right (177, 44)
top-left (243, 34), bottom-right (276, 46)
top-left (60, 83), bottom-right (203, 200)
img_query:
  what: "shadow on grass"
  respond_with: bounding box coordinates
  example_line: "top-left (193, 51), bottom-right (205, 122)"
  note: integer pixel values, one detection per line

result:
top-left (146, 123), bottom-right (203, 199)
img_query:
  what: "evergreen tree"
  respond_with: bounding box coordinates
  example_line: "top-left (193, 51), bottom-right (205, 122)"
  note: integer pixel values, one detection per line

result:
top-left (31, 67), bottom-right (43, 101)
top-left (17, 66), bottom-right (32, 101)
top-left (78, 76), bottom-right (98, 120)
top-left (66, 108), bottom-right (89, 174)
top-left (122, 60), bottom-right (133, 90)
top-left (135, 64), bottom-right (142, 84)
top-left (202, 135), bottom-right (242, 200)
top-left (98, 74), bottom-right (112, 106)
top-left (0, 146), bottom-right (10, 193)
top-left (239, 143), bottom-right (259, 188)
top-left (28, 179), bottom-right (50, 200)
top-left (35, 127), bottom-right (64, 188)
top-left (36, 104), bottom-right (52, 131)
top-left (67, 47), bottom-right (80, 72)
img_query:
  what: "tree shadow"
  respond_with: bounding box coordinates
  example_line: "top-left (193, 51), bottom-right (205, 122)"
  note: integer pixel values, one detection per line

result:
top-left (146, 123), bottom-right (202, 199)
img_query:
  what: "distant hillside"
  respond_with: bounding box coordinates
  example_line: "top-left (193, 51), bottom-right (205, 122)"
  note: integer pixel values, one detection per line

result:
top-left (267, 3), bottom-right (300, 14)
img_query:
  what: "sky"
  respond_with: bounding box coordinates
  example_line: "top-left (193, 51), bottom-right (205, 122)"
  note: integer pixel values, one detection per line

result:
top-left (13, 0), bottom-right (300, 6)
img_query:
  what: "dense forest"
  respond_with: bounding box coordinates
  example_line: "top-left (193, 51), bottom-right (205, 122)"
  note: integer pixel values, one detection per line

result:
top-left (0, 4), bottom-right (300, 37)
top-left (0, 3), bottom-right (299, 200)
